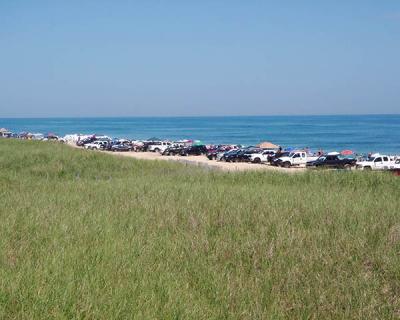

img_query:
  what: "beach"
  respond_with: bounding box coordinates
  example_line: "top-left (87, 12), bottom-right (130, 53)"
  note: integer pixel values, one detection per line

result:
top-left (98, 149), bottom-right (305, 172)
top-left (67, 142), bottom-right (304, 172)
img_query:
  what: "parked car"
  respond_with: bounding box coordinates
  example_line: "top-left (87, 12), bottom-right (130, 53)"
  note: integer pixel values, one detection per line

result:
top-left (306, 153), bottom-right (356, 169)
top-left (180, 145), bottom-right (208, 156)
top-left (162, 145), bottom-right (185, 156)
top-left (206, 145), bottom-right (232, 160)
top-left (217, 149), bottom-right (237, 161)
top-left (77, 136), bottom-right (96, 146)
top-left (84, 140), bottom-right (108, 150)
top-left (249, 149), bottom-right (276, 163)
top-left (222, 149), bottom-right (244, 162)
top-left (237, 148), bottom-right (264, 162)
top-left (277, 151), bottom-right (319, 168)
top-left (147, 141), bottom-right (172, 153)
top-left (110, 143), bottom-right (133, 152)
top-left (356, 154), bottom-right (396, 170)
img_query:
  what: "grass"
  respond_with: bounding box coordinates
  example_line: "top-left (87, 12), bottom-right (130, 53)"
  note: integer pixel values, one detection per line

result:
top-left (0, 139), bottom-right (400, 319)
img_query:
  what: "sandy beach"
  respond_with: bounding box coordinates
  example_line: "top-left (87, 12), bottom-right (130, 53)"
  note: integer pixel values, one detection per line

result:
top-left (67, 142), bottom-right (305, 172)
top-left (99, 149), bottom-right (305, 173)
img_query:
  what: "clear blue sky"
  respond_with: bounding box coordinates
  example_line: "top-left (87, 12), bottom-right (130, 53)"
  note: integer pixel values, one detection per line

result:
top-left (1, 1), bottom-right (399, 117)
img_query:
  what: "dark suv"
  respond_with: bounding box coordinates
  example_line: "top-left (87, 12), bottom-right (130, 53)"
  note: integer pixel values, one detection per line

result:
top-left (180, 145), bottom-right (208, 156)
top-left (162, 145), bottom-right (185, 156)
top-left (307, 155), bottom-right (356, 169)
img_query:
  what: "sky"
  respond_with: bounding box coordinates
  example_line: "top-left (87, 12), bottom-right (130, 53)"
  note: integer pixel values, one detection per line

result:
top-left (1, 1), bottom-right (399, 117)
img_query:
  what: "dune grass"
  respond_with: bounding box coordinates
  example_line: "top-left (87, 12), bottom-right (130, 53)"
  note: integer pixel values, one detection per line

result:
top-left (0, 139), bottom-right (400, 319)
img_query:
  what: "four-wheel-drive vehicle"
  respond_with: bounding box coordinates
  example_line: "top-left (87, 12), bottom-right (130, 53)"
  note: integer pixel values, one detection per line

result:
top-left (162, 145), bottom-right (185, 156)
top-left (222, 149), bottom-right (245, 162)
top-left (84, 140), bottom-right (108, 150)
top-left (277, 151), bottom-right (318, 168)
top-left (110, 144), bottom-right (133, 152)
top-left (306, 153), bottom-right (356, 169)
top-left (356, 154), bottom-right (396, 170)
top-left (221, 148), bottom-right (259, 162)
top-left (206, 145), bottom-right (233, 160)
top-left (249, 149), bottom-right (276, 163)
top-left (180, 145), bottom-right (208, 156)
top-left (217, 149), bottom-right (237, 161)
top-left (147, 141), bottom-right (172, 153)
top-left (269, 152), bottom-right (290, 166)
top-left (237, 148), bottom-right (264, 162)
top-left (77, 136), bottom-right (96, 146)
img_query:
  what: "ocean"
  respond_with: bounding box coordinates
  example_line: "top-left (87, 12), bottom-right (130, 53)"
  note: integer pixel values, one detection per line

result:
top-left (1, 115), bottom-right (399, 154)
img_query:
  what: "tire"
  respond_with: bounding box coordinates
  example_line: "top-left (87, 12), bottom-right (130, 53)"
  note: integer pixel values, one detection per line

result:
top-left (154, 148), bottom-right (160, 153)
top-left (344, 164), bottom-right (351, 170)
top-left (364, 166), bottom-right (372, 171)
top-left (253, 157), bottom-right (261, 164)
top-left (282, 161), bottom-right (291, 168)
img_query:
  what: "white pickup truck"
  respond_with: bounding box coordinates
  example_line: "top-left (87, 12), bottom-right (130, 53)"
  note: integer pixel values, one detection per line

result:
top-left (277, 151), bottom-right (318, 168)
top-left (356, 154), bottom-right (396, 170)
top-left (249, 149), bottom-right (276, 163)
top-left (147, 141), bottom-right (172, 153)
top-left (84, 140), bottom-right (108, 150)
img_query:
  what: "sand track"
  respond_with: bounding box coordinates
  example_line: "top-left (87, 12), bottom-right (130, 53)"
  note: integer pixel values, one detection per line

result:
top-left (101, 149), bottom-right (305, 173)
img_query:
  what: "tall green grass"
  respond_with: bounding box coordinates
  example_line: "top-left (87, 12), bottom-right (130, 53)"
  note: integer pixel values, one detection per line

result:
top-left (0, 139), bottom-right (400, 319)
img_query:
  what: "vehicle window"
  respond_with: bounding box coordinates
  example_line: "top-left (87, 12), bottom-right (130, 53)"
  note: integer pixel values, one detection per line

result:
top-left (374, 157), bottom-right (382, 162)
top-left (292, 153), bottom-right (300, 158)
top-left (383, 157), bottom-right (388, 162)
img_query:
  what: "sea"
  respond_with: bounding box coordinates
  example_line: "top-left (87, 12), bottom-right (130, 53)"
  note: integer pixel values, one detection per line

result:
top-left (1, 114), bottom-right (399, 154)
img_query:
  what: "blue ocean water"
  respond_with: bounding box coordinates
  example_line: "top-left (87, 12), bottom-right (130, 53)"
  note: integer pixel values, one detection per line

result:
top-left (1, 115), bottom-right (399, 154)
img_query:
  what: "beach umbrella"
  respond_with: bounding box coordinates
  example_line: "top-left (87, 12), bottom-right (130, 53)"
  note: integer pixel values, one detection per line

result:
top-left (341, 150), bottom-right (353, 156)
top-left (256, 141), bottom-right (279, 149)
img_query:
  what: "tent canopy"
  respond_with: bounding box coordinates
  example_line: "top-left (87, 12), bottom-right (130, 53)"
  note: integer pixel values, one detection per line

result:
top-left (257, 141), bottom-right (279, 149)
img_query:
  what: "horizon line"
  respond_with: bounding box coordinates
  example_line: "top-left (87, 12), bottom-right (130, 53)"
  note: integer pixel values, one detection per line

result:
top-left (1, 113), bottom-right (399, 120)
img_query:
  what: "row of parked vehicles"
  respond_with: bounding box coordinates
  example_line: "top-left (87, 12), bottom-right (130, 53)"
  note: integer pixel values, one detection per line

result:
top-left (5, 130), bottom-right (397, 172)
top-left (76, 136), bottom-right (210, 156)
top-left (76, 136), bottom-right (400, 171)
top-left (204, 145), bottom-right (400, 170)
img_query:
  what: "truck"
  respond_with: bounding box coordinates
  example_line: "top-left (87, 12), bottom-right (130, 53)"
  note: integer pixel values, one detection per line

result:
top-left (277, 151), bottom-right (319, 168)
top-left (84, 140), bottom-right (108, 150)
top-left (356, 154), bottom-right (396, 170)
top-left (147, 141), bottom-right (172, 153)
top-left (248, 149), bottom-right (276, 163)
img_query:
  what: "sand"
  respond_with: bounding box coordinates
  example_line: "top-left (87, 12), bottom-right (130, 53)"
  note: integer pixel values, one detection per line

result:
top-left (100, 149), bottom-right (305, 173)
